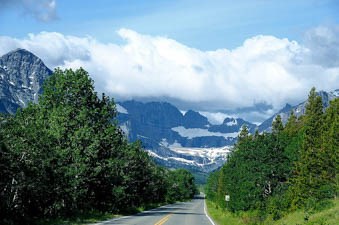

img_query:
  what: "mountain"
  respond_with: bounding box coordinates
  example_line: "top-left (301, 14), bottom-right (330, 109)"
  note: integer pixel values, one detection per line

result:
top-left (0, 49), bottom-right (52, 114)
top-left (1, 48), bottom-right (337, 176)
top-left (116, 100), bottom-right (256, 172)
top-left (259, 89), bottom-right (339, 132)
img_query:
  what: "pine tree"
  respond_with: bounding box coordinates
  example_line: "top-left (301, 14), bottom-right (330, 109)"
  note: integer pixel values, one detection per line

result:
top-left (272, 114), bottom-right (284, 134)
top-left (321, 98), bottom-right (338, 199)
top-left (289, 87), bottom-right (328, 207)
top-left (238, 125), bottom-right (250, 142)
top-left (285, 111), bottom-right (298, 135)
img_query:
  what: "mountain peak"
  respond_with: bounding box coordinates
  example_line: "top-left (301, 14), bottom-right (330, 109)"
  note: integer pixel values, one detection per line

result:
top-left (8, 48), bottom-right (31, 54)
top-left (0, 48), bottom-right (52, 113)
top-left (183, 110), bottom-right (209, 128)
top-left (1, 48), bottom-right (44, 64)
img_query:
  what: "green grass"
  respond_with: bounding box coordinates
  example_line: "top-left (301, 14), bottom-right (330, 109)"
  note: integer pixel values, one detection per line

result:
top-left (206, 199), bottom-right (339, 225)
top-left (206, 200), bottom-right (244, 225)
top-left (269, 199), bottom-right (339, 225)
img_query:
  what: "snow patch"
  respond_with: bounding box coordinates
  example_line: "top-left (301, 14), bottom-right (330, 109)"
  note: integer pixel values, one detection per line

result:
top-left (116, 104), bottom-right (128, 114)
top-left (172, 126), bottom-right (239, 139)
top-left (168, 157), bottom-right (196, 165)
top-left (160, 138), bottom-right (169, 147)
top-left (146, 150), bottom-right (167, 160)
top-left (146, 146), bottom-right (231, 170)
top-left (169, 140), bottom-right (182, 148)
top-left (170, 146), bottom-right (231, 164)
top-left (180, 110), bottom-right (187, 115)
top-left (226, 119), bottom-right (237, 126)
top-left (18, 98), bottom-right (26, 106)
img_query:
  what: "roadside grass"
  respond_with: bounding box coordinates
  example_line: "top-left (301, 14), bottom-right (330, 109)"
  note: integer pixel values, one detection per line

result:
top-left (206, 198), bottom-right (338, 225)
top-left (206, 200), bottom-right (243, 225)
top-left (269, 198), bottom-right (339, 225)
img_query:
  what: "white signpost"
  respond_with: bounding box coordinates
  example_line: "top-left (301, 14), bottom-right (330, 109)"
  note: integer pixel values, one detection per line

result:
top-left (225, 194), bottom-right (230, 209)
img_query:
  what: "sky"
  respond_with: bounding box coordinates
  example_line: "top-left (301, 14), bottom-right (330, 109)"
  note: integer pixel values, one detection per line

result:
top-left (0, 0), bottom-right (339, 123)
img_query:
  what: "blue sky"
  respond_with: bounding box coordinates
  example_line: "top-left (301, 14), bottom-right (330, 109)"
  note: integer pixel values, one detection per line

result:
top-left (1, 0), bottom-right (338, 50)
top-left (1, 0), bottom-right (339, 122)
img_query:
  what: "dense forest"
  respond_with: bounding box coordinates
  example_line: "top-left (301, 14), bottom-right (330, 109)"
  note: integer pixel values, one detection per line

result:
top-left (206, 87), bottom-right (338, 222)
top-left (0, 68), bottom-right (197, 225)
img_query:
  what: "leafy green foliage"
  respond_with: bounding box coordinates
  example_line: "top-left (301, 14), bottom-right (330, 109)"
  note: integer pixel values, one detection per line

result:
top-left (206, 87), bottom-right (338, 222)
top-left (166, 169), bottom-right (197, 202)
top-left (0, 68), bottom-right (197, 224)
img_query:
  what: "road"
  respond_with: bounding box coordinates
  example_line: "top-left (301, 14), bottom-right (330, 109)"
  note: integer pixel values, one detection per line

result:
top-left (93, 195), bottom-right (215, 225)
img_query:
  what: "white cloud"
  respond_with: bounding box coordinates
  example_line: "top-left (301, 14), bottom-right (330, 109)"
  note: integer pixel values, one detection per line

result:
top-left (0, 26), bottom-right (338, 121)
top-left (199, 111), bottom-right (235, 125)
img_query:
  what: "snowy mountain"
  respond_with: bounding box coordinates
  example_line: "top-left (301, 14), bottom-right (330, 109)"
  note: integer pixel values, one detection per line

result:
top-left (0, 49), bottom-right (52, 114)
top-left (116, 100), bottom-right (256, 172)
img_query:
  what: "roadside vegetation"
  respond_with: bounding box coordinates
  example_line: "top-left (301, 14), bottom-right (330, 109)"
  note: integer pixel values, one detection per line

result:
top-left (207, 198), bottom-right (338, 225)
top-left (206, 87), bottom-right (338, 224)
top-left (0, 68), bottom-right (197, 225)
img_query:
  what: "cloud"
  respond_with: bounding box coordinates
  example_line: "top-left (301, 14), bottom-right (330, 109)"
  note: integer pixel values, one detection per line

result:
top-left (0, 0), bottom-right (58, 22)
top-left (0, 26), bottom-right (338, 122)
top-left (199, 111), bottom-right (236, 125)
top-left (304, 25), bottom-right (339, 67)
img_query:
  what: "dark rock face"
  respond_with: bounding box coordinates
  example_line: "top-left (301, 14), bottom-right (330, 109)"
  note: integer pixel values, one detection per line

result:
top-left (183, 110), bottom-right (209, 128)
top-left (0, 49), bottom-right (52, 114)
top-left (117, 100), bottom-right (256, 149)
top-left (117, 101), bottom-right (184, 148)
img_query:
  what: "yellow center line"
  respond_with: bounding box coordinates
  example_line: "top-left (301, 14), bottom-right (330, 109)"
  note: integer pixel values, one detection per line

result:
top-left (154, 213), bottom-right (172, 225)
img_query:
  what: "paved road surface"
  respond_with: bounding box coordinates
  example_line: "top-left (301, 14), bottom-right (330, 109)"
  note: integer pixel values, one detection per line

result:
top-left (93, 195), bottom-right (215, 225)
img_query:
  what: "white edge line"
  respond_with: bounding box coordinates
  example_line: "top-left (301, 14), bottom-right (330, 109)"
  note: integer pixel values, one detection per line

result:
top-left (204, 195), bottom-right (216, 225)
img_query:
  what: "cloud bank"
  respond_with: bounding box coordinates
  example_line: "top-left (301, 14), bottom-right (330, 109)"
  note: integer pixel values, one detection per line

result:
top-left (0, 26), bottom-right (338, 121)
top-left (0, 0), bottom-right (57, 22)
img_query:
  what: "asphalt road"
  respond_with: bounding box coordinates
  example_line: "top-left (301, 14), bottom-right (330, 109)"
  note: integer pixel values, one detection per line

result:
top-left (93, 195), bottom-right (215, 225)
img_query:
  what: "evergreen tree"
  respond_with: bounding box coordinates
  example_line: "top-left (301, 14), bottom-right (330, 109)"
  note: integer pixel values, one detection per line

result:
top-left (284, 111), bottom-right (298, 136)
top-left (272, 114), bottom-right (284, 134)
top-left (289, 87), bottom-right (329, 207)
top-left (321, 98), bottom-right (338, 198)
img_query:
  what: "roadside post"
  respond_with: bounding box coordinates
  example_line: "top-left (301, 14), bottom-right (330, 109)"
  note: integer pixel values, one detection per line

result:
top-left (225, 194), bottom-right (230, 209)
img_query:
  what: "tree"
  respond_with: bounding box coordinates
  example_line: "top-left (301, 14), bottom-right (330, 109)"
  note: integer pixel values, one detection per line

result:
top-left (272, 114), bottom-right (284, 134)
top-left (288, 87), bottom-right (332, 208)
top-left (166, 169), bottom-right (196, 202)
top-left (0, 68), bottom-right (198, 223)
top-left (321, 98), bottom-right (338, 199)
